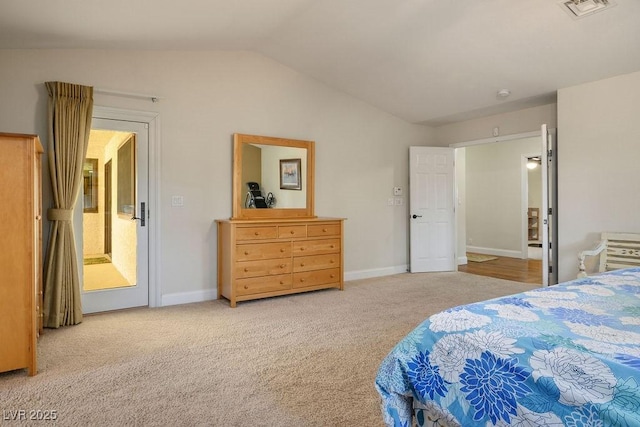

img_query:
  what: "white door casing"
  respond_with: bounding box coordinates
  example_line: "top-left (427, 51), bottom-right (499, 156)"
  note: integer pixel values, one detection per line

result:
top-left (409, 146), bottom-right (456, 273)
top-left (81, 118), bottom-right (148, 313)
top-left (450, 127), bottom-right (557, 286)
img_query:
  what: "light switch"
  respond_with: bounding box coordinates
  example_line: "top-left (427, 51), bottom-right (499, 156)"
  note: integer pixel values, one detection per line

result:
top-left (394, 197), bottom-right (403, 206)
top-left (171, 195), bottom-right (184, 207)
top-left (387, 198), bottom-right (395, 206)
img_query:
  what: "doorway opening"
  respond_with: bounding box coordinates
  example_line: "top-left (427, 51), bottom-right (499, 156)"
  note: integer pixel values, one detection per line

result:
top-left (78, 106), bottom-right (159, 313)
top-left (82, 130), bottom-right (137, 292)
top-left (79, 107), bottom-right (157, 314)
top-left (453, 129), bottom-right (555, 285)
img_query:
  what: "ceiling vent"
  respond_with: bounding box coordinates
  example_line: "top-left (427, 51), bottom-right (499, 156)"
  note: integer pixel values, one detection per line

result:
top-left (559, 0), bottom-right (617, 19)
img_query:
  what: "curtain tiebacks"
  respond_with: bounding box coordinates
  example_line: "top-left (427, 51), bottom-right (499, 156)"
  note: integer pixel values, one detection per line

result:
top-left (47, 208), bottom-right (73, 221)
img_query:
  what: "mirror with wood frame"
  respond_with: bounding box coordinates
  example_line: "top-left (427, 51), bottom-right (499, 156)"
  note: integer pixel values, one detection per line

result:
top-left (232, 133), bottom-right (315, 219)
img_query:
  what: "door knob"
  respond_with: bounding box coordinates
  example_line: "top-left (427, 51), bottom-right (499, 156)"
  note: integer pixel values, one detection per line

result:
top-left (412, 214), bottom-right (422, 219)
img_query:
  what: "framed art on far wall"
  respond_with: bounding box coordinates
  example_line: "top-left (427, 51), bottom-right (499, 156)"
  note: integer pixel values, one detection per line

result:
top-left (280, 158), bottom-right (301, 190)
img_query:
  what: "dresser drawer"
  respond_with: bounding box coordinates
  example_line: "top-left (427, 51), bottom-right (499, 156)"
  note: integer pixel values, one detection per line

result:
top-left (293, 268), bottom-right (341, 289)
top-left (308, 223), bottom-right (341, 237)
top-left (293, 238), bottom-right (340, 256)
top-left (293, 253), bottom-right (340, 272)
top-left (236, 274), bottom-right (292, 296)
top-left (236, 242), bottom-right (291, 261)
top-left (235, 259), bottom-right (292, 278)
top-left (278, 225), bottom-right (307, 238)
top-left (236, 226), bottom-right (277, 241)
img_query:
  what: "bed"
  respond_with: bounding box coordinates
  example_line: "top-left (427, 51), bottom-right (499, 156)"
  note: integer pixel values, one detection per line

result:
top-left (375, 268), bottom-right (640, 426)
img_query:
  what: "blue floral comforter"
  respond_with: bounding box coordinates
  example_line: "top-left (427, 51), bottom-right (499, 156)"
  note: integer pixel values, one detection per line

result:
top-left (375, 268), bottom-right (640, 426)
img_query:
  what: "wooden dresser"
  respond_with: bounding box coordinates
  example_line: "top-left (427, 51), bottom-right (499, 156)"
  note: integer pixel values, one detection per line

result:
top-left (217, 218), bottom-right (344, 307)
top-left (0, 133), bottom-right (43, 376)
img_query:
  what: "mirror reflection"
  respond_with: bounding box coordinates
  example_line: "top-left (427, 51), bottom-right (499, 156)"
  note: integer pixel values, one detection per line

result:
top-left (83, 158), bottom-right (98, 213)
top-left (241, 143), bottom-right (307, 209)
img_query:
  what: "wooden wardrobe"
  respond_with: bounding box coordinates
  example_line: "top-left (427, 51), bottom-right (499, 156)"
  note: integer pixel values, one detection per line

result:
top-left (0, 133), bottom-right (43, 376)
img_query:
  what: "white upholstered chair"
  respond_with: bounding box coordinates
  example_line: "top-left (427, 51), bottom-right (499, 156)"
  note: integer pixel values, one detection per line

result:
top-left (578, 232), bottom-right (640, 278)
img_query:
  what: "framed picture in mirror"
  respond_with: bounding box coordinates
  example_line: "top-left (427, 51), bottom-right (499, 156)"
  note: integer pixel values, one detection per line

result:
top-left (280, 158), bottom-right (301, 190)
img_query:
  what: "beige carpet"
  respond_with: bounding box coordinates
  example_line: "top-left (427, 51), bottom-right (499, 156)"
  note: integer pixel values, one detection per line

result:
top-left (0, 272), bottom-right (536, 426)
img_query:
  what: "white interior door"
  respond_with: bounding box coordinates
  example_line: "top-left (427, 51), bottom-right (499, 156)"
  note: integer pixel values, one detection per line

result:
top-left (548, 130), bottom-right (558, 285)
top-left (409, 146), bottom-right (456, 273)
top-left (541, 124), bottom-right (557, 286)
top-left (540, 124), bottom-right (551, 286)
top-left (80, 118), bottom-right (149, 313)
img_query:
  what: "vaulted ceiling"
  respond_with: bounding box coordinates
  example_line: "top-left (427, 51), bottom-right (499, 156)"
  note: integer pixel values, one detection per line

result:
top-left (2, 0), bottom-right (639, 125)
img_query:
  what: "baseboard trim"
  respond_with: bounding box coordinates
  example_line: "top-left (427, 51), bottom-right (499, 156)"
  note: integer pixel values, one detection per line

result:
top-left (466, 246), bottom-right (524, 259)
top-left (162, 265), bottom-right (409, 306)
top-left (162, 289), bottom-right (217, 306)
top-left (345, 265), bottom-right (408, 281)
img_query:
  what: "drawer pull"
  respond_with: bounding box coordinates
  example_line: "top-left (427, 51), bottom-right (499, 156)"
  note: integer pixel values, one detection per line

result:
top-left (300, 263), bottom-right (305, 267)
top-left (244, 251), bottom-right (249, 255)
top-left (330, 260), bottom-right (335, 264)
top-left (244, 285), bottom-right (249, 290)
top-left (280, 248), bottom-right (285, 252)
top-left (300, 247), bottom-right (305, 251)
top-left (254, 231), bottom-right (260, 236)
top-left (323, 228), bottom-right (327, 232)
top-left (280, 264), bottom-right (286, 268)
top-left (300, 278), bottom-right (305, 283)
top-left (280, 280), bottom-right (285, 285)
top-left (330, 274), bottom-right (335, 278)
top-left (290, 230), bottom-right (295, 234)
top-left (244, 267), bottom-right (249, 272)
top-left (330, 245), bottom-right (335, 249)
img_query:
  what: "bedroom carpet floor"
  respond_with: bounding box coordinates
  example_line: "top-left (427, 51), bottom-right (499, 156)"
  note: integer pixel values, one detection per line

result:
top-left (0, 272), bottom-right (537, 426)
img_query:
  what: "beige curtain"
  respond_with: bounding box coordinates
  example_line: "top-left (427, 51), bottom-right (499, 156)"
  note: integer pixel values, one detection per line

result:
top-left (43, 82), bottom-right (93, 328)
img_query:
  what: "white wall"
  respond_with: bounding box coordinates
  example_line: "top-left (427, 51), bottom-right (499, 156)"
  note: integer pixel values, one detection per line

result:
top-left (260, 145), bottom-right (306, 208)
top-left (557, 70), bottom-right (640, 282)
top-left (0, 49), bottom-right (434, 303)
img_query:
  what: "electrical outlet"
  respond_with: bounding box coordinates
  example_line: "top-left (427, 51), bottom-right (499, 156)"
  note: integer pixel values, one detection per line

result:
top-left (171, 195), bottom-right (184, 207)
top-left (393, 186), bottom-right (403, 196)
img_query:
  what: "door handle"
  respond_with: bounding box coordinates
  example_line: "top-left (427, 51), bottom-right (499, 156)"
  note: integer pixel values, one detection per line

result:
top-left (412, 214), bottom-right (422, 219)
top-left (131, 202), bottom-right (146, 226)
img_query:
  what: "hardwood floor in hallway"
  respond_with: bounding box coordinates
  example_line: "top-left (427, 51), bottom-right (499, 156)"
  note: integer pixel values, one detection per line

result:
top-left (458, 254), bottom-right (542, 285)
